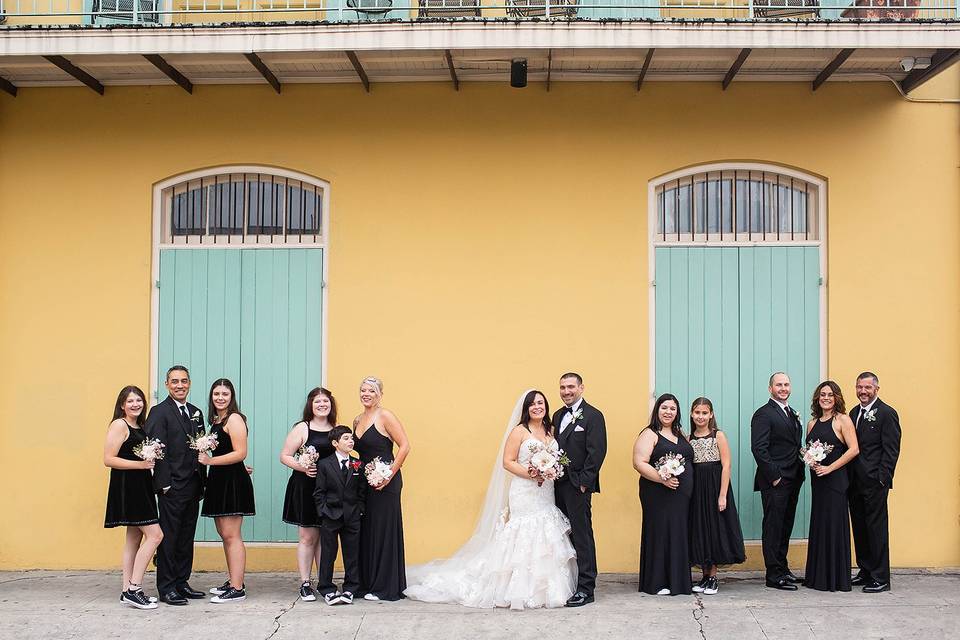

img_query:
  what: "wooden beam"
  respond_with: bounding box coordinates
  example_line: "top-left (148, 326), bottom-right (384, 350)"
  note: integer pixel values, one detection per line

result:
top-left (43, 55), bottom-right (104, 95)
top-left (813, 48), bottom-right (855, 92)
top-left (143, 54), bottom-right (193, 94)
top-left (722, 48), bottom-right (751, 91)
top-left (0, 75), bottom-right (17, 98)
top-left (243, 52), bottom-right (280, 94)
top-left (345, 51), bottom-right (370, 94)
top-left (546, 49), bottom-right (553, 93)
top-left (900, 49), bottom-right (960, 95)
top-left (637, 48), bottom-right (654, 91)
top-left (444, 50), bottom-right (459, 92)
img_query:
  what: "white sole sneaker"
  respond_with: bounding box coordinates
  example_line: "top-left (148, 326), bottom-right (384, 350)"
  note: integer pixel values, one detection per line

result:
top-left (121, 595), bottom-right (158, 610)
top-left (692, 585), bottom-right (705, 593)
top-left (363, 593), bottom-right (380, 601)
top-left (656, 588), bottom-right (671, 595)
top-left (211, 594), bottom-right (246, 604)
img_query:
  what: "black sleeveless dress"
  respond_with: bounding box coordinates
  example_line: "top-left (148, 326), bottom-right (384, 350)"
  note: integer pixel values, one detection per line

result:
top-left (356, 425), bottom-right (407, 600)
top-left (688, 433), bottom-right (746, 567)
top-left (104, 424), bottom-right (159, 528)
top-left (803, 417), bottom-right (851, 592)
top-left (201, 419), bottom-right (256, 518)
top-left (282, 425), bottom-right (335, 527)
top-left (639, 429), bottom-right (694, 595)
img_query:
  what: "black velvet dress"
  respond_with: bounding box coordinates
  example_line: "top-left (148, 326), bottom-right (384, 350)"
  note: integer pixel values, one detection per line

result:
top-left (355, 426), bottom-right (407, 600)
top-left (201, 420), bottom-right (256, 518)
top-left (104, 424), bottom-right (159, 528)
top-left (639, 429), bottom-right (694, 595)
top-left (803, 417), bottom-right (851, 592)
top-left (282, 425), bottom-right (335, 527)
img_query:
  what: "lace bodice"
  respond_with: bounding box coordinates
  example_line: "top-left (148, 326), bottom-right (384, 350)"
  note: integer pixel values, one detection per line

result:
top-left (508, 437), bottom-right (562, 521)
top-left (690, 435), bottom-right (720, 463)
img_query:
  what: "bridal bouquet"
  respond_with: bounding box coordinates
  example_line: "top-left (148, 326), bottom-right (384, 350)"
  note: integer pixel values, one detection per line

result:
top-left (800, 440), bottom-right (834, 467)
top-left (295, 445), bottom-right (319, 469)
top-left (654, 452), bottom-right (686, 481)
top-left (133, 438), bottom-right (165, 462)
top-left (188, 432), bottom-right (219, 456)
top-left (527, 442), bottom-right (570, 487)
top-left (364, 457), bottom-right (394, 487)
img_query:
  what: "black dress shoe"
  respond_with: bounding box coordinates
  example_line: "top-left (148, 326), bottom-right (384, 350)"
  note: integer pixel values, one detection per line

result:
top-left (765, 578), bottom-right (798, 591)
top-left (177, 584), bottom-right (205, 599)
top-left (862, 581), bottom-right (890, 593)
top-left (851, 573), bottom-right (871, 586)
top-left (161, 590), bottom-right (188, 606)
top-left (783, 572), bottom-right (802, 584)
top-left (565, 591), bottom-right (594, 607)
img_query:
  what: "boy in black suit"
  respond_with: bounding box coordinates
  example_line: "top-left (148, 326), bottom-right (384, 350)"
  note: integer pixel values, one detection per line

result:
top-left (313, 425), bottom-right (367, 605)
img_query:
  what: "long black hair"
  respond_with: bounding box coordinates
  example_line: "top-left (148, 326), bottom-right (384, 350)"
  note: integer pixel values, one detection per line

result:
top-left (646, 393), bottom-right (683, 439)
top-left (208, 378), bottom-right (247, 425)
top-left (112, 385), bottom-right (147, 427)
top-left (520, 389), bottom-right (553, 437)
top-left (300, 386), bottom-right (337, 427)
top-left (689, 396), bottom-right (720, 439)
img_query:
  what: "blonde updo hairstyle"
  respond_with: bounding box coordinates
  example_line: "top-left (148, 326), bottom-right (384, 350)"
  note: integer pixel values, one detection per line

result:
top-left (360, 376), bottom-right (384, 400)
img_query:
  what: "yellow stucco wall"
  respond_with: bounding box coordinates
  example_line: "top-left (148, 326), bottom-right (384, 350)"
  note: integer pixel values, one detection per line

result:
top-left (0, 76), bottom-right (958, 573)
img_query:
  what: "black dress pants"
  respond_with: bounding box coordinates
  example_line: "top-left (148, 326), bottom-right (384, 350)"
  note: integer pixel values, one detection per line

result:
top-left (318, 516), bottom-right (362, 596)
top-left (555, 480), bottom-right (597, 595)
top-left (156, 477), bottom-right (201, 594)
top-left (849, 479), bottom-right (891, 584)
top-left (760, 478), bottom-right (802, 581)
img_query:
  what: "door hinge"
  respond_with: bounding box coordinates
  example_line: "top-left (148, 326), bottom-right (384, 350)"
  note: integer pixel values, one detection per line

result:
top-left (155, 280), bottom-right (161, 289)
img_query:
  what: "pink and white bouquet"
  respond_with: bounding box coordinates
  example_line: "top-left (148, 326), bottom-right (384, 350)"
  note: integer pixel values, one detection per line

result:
top-left (295, 445), bottom-right (319, 469)
top-left (654, 452), bottom-right (686, 481)
top-left (800, 440), bottom-right (834, 467)
top-left (133, 438), bottom-right (165, 462)
top-left (188, 432), bottom-right (218, 456)
top-left (527, 442), bottom-right (570, 487)
top-left (364, 457), bottom-right (394, 487)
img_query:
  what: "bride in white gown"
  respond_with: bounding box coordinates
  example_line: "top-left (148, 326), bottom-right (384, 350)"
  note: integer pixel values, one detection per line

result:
top-left (404, 390), bottom-right (577, 610)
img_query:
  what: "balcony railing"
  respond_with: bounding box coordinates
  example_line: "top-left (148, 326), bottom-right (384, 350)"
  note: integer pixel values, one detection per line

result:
top-left (0, 0), bottom-right (957, 27)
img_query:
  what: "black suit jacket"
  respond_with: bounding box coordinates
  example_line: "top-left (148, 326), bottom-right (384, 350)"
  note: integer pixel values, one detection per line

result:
top-left (552, 399), bottom-right (607, 493)
top-left (144, 396), bottom-right (207, 493)
top-left (313, 454), bottom-right (367, 523)
top-left (751, 398), bottom-right (805, 491)
top-left (849, 398), bottom-right (901, 489)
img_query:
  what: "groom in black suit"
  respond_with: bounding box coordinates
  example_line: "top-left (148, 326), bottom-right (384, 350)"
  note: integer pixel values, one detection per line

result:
top-left (553, 373), bottom-right (607, 607)
top-left (751, 372), bottom-right (805, 591)
top-left (145, 365), bottom-right (207, 606)
top-left (848, 372), bottom-right (901, 593)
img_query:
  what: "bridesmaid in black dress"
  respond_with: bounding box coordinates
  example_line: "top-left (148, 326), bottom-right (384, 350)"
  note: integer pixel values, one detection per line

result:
top-left (280, 387), bottom-right (337, 602)
top-left (103, 385), bottom-right (163, 610)
top-left (803, 381), bottom-right (859, 592)
top-left (688, 397), bottom-right (745, 595)
top-left (199, 379), bottom-right (255, 603)
top-left (353, 376), bottom-right (411, 601)
top-left (633, 393), bottom-right (695, 596)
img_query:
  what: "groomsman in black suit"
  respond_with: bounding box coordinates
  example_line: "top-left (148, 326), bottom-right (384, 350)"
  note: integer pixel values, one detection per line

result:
top-left (313, 426), bottom-right (367, 606)
top-left (751, 372), bottom-right (805, 591)
top-left (848, 372), bottom-right (901, 593)
top-left (553, 373), bottom-right (607, 607)
top-left (145, 365), bottom-right (207, 606)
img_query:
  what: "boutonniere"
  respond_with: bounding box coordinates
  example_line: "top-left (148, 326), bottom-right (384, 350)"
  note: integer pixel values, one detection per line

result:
top-left (191, 410), bottom-right (202, 424)
top-left (864, 409), bottom-right (877, 423)
top-left (350, 459), bottom-right (362, 471)
top-left (571, 408), bottom-right (584, 423)
top-left (789, 407), bottom-right (799, 418)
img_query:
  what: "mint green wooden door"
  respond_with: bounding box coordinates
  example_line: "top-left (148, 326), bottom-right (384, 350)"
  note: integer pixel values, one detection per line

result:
top-left (654, 246), bottom-right (821, 540)
top-left (157, 248), bottom-right (324, 542)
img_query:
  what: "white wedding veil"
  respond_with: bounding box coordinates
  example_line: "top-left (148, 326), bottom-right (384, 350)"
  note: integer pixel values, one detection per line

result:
top-left (405, 389), bottom-right (532, 596)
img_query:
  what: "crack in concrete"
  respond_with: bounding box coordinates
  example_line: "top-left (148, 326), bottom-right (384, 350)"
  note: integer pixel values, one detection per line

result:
top-left (265, 595), bottom-right (301, 640)
top-left (352, 613), bottom-right (365, 640)
top-left (748, 607), bottom-right (770, 640)
top-left (693, 593), bottom-right (707, 640)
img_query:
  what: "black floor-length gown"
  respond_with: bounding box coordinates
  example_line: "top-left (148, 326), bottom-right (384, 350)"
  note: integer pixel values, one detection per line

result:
top-left (356, 426), bottom-right (407, 600)
top-left (282, 426), bottom-right (335, 527)
top-left (201, 420), bottom-right (256, 518)
top-left (639, 428), bottom-right (694, 595)
top-left (104, 424), bottom-right (159, 528)
top-left (688, 433), bottom-right (746, 567)
top-left (803, 417), bottom-right (851, 592)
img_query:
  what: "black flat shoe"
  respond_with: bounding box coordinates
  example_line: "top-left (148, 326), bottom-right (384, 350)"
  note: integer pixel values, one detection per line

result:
top-left (851, 573), bottom-right (871, 586)
top-left (783, 572), bottom-right (802, 584)
top-left (161, 591), bottom-right (188, 606)
top-left (765, 579), bottom-right (798, 591)
top-left (177, 584), bottom-right (205, 599)
top-left (565, 591), bottom-right (594, 607)
top-left (862, 581), bottom-right (890, 593)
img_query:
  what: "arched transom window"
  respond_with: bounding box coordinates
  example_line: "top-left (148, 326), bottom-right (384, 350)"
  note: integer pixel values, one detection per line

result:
top-left (654, 167), bottom-right (822, 244)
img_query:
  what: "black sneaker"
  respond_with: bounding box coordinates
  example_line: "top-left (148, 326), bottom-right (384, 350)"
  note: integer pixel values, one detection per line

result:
top-left (211, 586), bottom-right (246, 604)
top-left (122, 589), bottom-right (158, 610)
top-left (121, 590), bottom-right (157, 603)
top-left (703, 577), bottom-right (719, 595)
top-left (299, 582), bottom-right (317, 602)
top-left (209, 580), bottom-right (231, 596)
top-left (692, 576), bottom-right (709, 593)
top-left (340, 591), bottom-right (354, 605)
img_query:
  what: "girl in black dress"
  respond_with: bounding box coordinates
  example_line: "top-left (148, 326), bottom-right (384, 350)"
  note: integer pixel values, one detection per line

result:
top-left (632, 393), bottom-right (695, 596)
top-left (103, 385), bottom-right (163, 610)
top-left (353, 376), bottom-right (411, 601)
top-left (803, 381), bottom-right (859, 592)
top-left (688, 397), bottom-right (745, 595)
top-left (280, 387), bottom-right (337, 602)
top-left (199, 378), bottom-right (255, 603)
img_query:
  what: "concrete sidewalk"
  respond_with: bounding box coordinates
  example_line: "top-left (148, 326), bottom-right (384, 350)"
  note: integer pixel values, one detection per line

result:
top-left (0, 570), bottom-right (956, 639)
